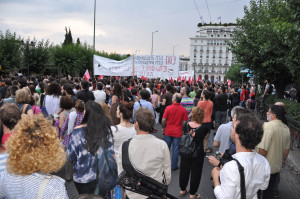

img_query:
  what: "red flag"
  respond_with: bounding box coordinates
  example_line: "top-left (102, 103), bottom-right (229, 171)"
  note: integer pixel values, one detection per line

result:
top-left (115, 76), bottom-right (119, 80)
top-left (191, 77), bottom-right (194, 84)
top-left (177, 76), bottom-right (181, 81)
top-left (183, 76), bottom-right (186, 84)
top-left (83, 69), bottom-right (90, 81)
top-left (98, 75), bottom-right (104, 80)
top-left (188, 77), bottom-right (191, 84)
top-left (141, 76), bottom-right (147, 81)
top-left (197, 76), bottom-right (200, 83)
top-left (170, 77), bottom-right (173, 83)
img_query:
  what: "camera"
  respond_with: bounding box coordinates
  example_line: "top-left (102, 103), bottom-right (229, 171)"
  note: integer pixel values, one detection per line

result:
top-left (218, 148), bottom-right (234, 167)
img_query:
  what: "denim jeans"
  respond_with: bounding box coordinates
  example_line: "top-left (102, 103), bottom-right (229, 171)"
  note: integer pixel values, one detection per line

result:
top-left (164, 135), bottom-right (181, 169)
top-left (215, 111), bottom-right (227, 129)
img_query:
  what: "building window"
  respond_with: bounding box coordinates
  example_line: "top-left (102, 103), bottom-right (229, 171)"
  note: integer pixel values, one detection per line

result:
top-left (217, 34), bottom-right (220, 37)
top-left (194, 54), bottom-right (196, 58)
top-left (230, 34), bottom-right (233, 37)
top-left (211, 34), bottom-right (214, 37)
top-left (195, 40), bottom-right (197, 43)
top-left (224, 34), bottom-right (227, 37)
top-left (200, 59), bottom-right (203, 63)
top-left (201, 40), bottom-right (203, 43)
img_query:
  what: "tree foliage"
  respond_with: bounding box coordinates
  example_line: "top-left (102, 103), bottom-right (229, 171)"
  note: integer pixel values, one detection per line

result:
top-left (230, 0), bottom-right (300, 98)
top-left (0, 30), bottom-right (22, 73)
top-left (63, 27), bottom-right (73, 45)
top-left (225, 63), bottom-right (249, 84)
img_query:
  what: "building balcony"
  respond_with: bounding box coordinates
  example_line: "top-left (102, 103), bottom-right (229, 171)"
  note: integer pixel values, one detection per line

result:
top-left (211, 63), bottom-right (216, 66)
top-left (204, 69), bottom-right (209, 73)
top-left (205, 63), bottom-right (209, 66)
top-left (206, 50), bottom-right (210, 53)
top-left (219, 50), bottom-right (223, 53)
top-left (213, 50), bottom-right (216, 53)
top-left (200, 50), bottom-right (203, 52)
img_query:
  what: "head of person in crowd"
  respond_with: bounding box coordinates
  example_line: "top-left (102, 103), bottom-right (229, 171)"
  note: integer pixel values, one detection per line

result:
top-left (131, 88), bottom-right (138, 96)
top-left (112, 83), bottom-right (122, 98)
top-left (28, 85), bottom-right (37, 96)
top-left (0, 104), bottom-right (21, 150)
top-left (231, 106), bottom-right (243, 121)
top-left (100, 102), bottom-right (111, 121)
top-left (96, 83), bottom-right (103, 91)
top-left (191, 106), bottom-right (205, 124)
top-left (274, 101), bottom-right (285, 107)
top-left (81, 101), bottom-right (113, 155)
top-left (18, 78), bottom-right (28, 89)
top-left (63, 83), bottom-right (75, 96)
top-left (166, 84), bottom-right (172, 92)
top-left (15, 87), bottom-right (31, 104)
top-left (81, 79), bottom-right (89, 91)
top-left (117, 101), bottom-right (134, 121)
top-left (142, 82), bottom-right (147, 89)
top-left (135, 108), bottom-right (154, 134)
top-left (195, 89), bottom-right (202, 100)
top-left (5, 114), bottom-right (66, 175)
top-left (60, 96), bottom-right (74, 111)
top-left (153, 88), bottom-right (159, 95)
top-left (230, 112), bottom-right (263, 150)
top-left (173, 93), bottom-right (182, 103)
top-left (75, 99), bottom-right (85, 113)
top-left (267, 105), bottom-right (287, 125)
top-left (48, 81), bottom-right (61, 97)
top-left (180, 86), bottom-right (190, 97)
top-left (201, 90), bottom-right (210, 101)
top-left (139, 89), bottom-right (150, 100)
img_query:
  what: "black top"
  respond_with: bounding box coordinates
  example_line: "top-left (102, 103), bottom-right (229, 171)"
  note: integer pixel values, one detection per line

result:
top-left (162, 92), bottom-right (173, 107)
top-left (215, 93), bottom-right (228, 111)
top-left (183, 122), bottom-right (209, 154)
top-left (76, 90), bottom-right (95, 103)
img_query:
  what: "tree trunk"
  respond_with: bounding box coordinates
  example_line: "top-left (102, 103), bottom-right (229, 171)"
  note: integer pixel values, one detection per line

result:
top-left (274, 81), bottom-right (286, 99)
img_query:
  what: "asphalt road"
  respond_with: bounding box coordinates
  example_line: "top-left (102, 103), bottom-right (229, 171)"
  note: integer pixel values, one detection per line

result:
top-left (64, 122), bottom-right (300, 199)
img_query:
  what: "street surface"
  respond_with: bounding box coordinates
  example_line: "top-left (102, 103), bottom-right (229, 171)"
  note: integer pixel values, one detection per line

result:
top-left (64, 123), bottom-right (300, 199)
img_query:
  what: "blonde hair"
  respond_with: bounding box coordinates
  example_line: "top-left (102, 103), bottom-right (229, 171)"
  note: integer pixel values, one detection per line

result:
top-left (6, 114), bottom-right (66, 175)
top-left (15, 87), bottom-right (31, 104)
top-left (191, 106), bottom-right (205, 124)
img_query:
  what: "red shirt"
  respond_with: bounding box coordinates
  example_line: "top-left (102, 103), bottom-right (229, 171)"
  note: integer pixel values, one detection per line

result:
top-left (163, 103), bottom-right (188, 137)
top-left (240, 89), bottom-right (249, 101)
top-left (1, 133), bottom-right (11, 150)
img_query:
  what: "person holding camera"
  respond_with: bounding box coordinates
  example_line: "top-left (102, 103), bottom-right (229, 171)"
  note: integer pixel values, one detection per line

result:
top-left (211, 111), bottom-right (270, 199)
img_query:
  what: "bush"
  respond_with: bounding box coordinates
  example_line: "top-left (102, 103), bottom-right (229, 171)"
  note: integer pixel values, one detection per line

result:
top-left (265, 95), bottom-right (300, 121)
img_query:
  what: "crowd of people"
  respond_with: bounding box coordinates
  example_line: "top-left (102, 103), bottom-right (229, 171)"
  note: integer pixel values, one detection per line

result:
top-left (0, 75), bottom-right (290, 199)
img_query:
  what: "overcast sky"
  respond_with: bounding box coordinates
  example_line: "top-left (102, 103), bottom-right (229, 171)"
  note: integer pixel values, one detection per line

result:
top-left (0, 0), bottom-right (249, 57)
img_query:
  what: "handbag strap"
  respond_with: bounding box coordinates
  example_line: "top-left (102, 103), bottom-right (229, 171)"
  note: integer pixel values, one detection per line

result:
top-left (37, 175), bottom-right (53, 199)
top-left (233, 158), bottom-right (246, 199)
top-left (21, 104), bottom-right (28, 115)
top-left (185, 122), bottom-right (201, 136)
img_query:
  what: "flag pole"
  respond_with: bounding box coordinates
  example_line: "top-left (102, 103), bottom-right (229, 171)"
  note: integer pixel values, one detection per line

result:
top-left (132, 54), bottom-right (135, 80)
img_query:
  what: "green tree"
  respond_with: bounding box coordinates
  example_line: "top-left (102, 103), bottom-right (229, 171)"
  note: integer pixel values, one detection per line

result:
top-left (225, 63), bottom-right (249, 84)
top-left (230, 0), bottom-right (299, 98)
top-left (0, 30), bottom-right (22, 73)
top-left (63, 27), bottom-right (73, 45)
top-left (28, 39), bottom-right (51, 74)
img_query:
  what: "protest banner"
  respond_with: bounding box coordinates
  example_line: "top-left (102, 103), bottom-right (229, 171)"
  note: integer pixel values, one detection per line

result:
top-left (178, 71), bottom-right (194, 80)
top-left (93, 54), bottom-right (179, 79)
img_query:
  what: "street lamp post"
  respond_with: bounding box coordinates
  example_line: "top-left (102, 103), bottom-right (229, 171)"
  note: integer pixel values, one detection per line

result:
top-left (172, 45), bottom-right (178, 56)
top-left (93, 0), bottom-right (96, 51)
top-left (151, 30), bottom-right (158, 55)
top-left (193, 62), bottom-right (197, 85)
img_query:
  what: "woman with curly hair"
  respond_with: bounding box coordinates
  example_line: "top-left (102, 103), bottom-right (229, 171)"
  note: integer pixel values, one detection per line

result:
top-left (179, 106), bottom-right (209, 199)
top-left (67, 101), bottom-right (114, 194)
top-left (0, 114), bottom-right (68, 198)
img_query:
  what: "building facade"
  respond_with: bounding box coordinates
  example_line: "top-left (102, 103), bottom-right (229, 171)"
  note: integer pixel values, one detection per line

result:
top-left (189, 24), bottom-right (236, 82)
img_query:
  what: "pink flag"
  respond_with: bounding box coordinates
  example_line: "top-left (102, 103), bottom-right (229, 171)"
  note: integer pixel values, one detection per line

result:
top-left (98, 75), bottom-right (104, 80)
top-left (83, 69), bottom-right (90, 81)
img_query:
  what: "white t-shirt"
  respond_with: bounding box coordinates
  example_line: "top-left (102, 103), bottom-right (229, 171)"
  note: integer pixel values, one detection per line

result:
top-left (93, 90), bottom-right (106, 104)
top-left (214, 152), bottom-right (270, 199)
top-left (111, 125), bottom-right (136, 158)
top-left (45, 95), bottom-right (60, 115)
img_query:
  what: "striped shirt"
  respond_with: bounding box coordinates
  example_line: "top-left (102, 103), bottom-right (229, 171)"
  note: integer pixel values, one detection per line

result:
top-left (59, 112), bottom-right (85, 147)
top-left (180, 97), bottom-right (194, 115)
top-left (0, 152), bottom-right (8, 173)
top-left (0, 171), bottom-right (68, 199)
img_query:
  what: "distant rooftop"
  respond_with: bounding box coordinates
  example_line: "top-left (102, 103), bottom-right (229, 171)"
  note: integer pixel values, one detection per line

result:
top-left (197, 23), bottom-right (237, 27)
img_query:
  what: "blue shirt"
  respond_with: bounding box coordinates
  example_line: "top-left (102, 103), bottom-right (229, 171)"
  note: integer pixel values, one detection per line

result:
top-left (132, 99), bottom-right (155, 121)
top-left (67, 127), bottom-right (114, 183)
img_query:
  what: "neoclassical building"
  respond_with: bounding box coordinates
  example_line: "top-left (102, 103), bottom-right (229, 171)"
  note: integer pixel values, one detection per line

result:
top-left (188, 24), bottom-right (236, 82)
